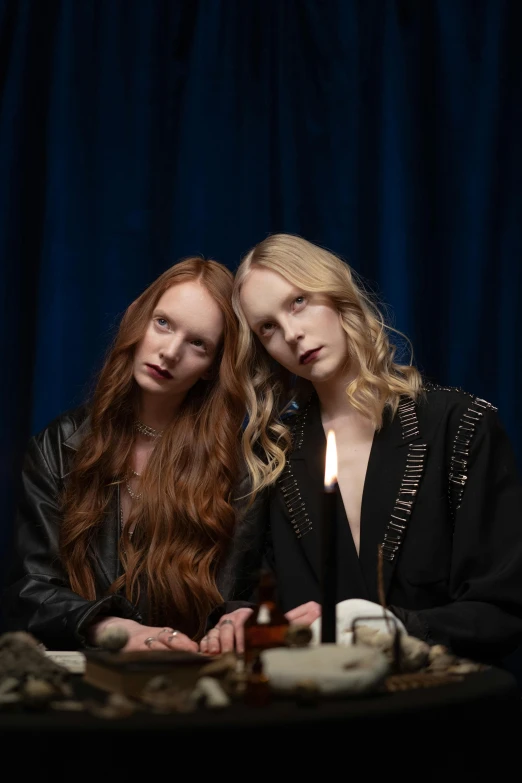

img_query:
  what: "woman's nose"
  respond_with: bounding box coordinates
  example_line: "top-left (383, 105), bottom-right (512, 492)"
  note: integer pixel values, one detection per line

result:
top-left (283, 319), bottom-right (304, 345)
top-left (160, 336), bottom-right (182, 362)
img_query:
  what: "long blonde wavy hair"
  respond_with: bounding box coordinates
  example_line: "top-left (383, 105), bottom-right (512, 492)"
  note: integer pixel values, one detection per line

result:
top-left (60, 258), bottom-right (243, 639)
top-left (232, 233), bottom-right (423, 496)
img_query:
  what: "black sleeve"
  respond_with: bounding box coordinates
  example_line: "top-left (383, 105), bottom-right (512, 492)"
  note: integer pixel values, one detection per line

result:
top-left (1, 436), bottom-right (141, 650)
top-left (208, 485), bottom-right (272, 630)
top-left (392, 407), bottom-right (522, 662)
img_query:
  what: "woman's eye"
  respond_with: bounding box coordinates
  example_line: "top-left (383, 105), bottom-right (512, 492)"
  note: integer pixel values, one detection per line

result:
top-left (294, 296), bottom-right (305, 306)
top-left (156, 317), bottom-right (169, 328)
top-left (260, 323), bottom-right (275, 336)
top-left (192, 339), bottom-right (206, 350)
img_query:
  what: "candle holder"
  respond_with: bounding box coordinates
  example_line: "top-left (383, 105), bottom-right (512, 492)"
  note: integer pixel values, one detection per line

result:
top-left (350, 615), bottom-right (404, 674)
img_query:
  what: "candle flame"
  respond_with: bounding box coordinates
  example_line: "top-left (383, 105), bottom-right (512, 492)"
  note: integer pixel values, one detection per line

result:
top-left (324, 430), bottom-right (338, 490)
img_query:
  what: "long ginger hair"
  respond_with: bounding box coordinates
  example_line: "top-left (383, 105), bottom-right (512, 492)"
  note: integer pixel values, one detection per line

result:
top-left (60, 258), bottom-right (243, 638)
top-left (232, 233), bottom-right (423, 495)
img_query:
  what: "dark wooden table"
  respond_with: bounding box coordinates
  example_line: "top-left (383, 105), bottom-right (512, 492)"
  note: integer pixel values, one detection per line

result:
top-left (0, 666), bottom-right (520, 782)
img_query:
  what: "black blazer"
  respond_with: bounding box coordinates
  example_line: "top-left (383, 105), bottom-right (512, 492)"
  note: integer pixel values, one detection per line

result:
top-left (219, 387), bottom-right (522, 663)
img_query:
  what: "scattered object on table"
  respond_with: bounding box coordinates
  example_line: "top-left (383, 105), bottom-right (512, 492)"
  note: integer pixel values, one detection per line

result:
top-left (140, 678), bottom-right (195, 713)
top-left (426, 645), bottom-right (459, 672)
top-left (44, 651), bottom-right (86, 674)
top-left (192, 676), bottom-right (231, 709)
top-left (22, 677), bottom-right (56, 709)
top-left (83, 648), bottom-right (209, 699)
top-left (199, 651), bottom-right (237, 679)
top-left (96, 625), bottom-right (129, 652)
top-left (0, 692), bottom-right (21, 708)
top-left (0, 631), bottom-right (73, 709)
top-left (353, 624), bottom-right (430, 672)
top-left (424, 644), bottom-right (486, 675)
top-left (0, 677), bottom-right (21, 709)
top-left (385, 672), bottom-right (464, 692)
top-left (261, 643), bottom-right (389, 696)
top-left (50, 699), bottom-right (86, 711)
top-left (0, 676), bottom-right (19, 696)
top-left (244, 655), bottom-right (271, 707)
top-left (285, 624), bottom-right (313, 648)
top-left (85, 692), bottom-right (139, 719)
top-left (310, 599), bottom-right (408, 646)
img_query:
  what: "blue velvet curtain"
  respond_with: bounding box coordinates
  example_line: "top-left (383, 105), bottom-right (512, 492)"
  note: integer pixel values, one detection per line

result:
top-left (1, 0), bottom-right (521, 634)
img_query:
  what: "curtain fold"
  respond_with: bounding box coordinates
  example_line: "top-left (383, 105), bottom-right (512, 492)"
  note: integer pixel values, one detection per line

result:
top-left (1, 0), bottom-right (520, 564)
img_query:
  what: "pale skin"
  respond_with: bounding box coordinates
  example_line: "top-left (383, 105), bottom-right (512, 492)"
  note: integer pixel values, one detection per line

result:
top-left (200, 267), bottom-right (375, 655)
top-left (89, 280), bottom-right (224, 653)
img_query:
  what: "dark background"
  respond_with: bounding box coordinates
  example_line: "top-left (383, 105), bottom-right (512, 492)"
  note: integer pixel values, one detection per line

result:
top-left (1, 0), bottom-right (521, 673)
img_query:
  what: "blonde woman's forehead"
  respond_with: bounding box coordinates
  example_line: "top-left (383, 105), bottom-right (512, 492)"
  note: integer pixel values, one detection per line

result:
top-left (239, 267), bottom-right (301, 319)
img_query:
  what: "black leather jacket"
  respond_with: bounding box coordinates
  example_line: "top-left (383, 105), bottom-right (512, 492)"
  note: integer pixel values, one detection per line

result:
top-left (1, 408), bottom-right (144, 649)
top-left (1, 408), bottom-right (259, 650)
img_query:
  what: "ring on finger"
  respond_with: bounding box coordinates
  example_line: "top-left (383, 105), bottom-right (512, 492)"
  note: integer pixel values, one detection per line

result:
top-left (144, 636), bottom-right (156, 648)
top-left (219, 619), bottom-right (234, 628)
top-left (158, 627), bottom-right (174, 637)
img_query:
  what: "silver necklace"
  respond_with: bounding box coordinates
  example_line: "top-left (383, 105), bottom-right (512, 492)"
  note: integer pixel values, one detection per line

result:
top-left (125, 469), bottom-right (142, 500)
top-left (134, 420), bottom-right (163, 439)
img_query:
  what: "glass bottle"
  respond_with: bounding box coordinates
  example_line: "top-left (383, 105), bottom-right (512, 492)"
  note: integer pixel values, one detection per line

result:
top-left (243, 654), bottom-right (271, 707)
top-left (243, 570), bottom-right (290, 670)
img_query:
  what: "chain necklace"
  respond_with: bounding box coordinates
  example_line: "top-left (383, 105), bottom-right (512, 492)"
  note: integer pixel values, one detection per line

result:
top-left (125, 469), bottom-right (142, 500)
top-left (134, 420), bottom-right (163, 439)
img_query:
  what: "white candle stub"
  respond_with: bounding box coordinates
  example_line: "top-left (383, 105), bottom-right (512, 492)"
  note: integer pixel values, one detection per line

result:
top-left (324, 430), bottom-right (337, 491)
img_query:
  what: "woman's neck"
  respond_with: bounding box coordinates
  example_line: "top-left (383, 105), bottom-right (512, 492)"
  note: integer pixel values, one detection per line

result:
top-left (313, 368), bottom-right (361, 425)
top-left (137, 391), bottom-right (181, 432)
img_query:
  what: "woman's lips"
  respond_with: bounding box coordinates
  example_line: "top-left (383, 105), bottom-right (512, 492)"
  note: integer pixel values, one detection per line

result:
top-left (300, 347), bottom-right (322, 365)
top-left (145, 364), bottom-right (173, 380)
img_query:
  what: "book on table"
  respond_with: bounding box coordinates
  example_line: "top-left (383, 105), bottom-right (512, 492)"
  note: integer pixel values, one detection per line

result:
top-left (83, 649), bottom-right (211, 698)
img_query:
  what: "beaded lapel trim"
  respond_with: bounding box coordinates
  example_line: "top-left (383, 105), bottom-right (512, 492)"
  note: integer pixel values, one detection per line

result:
top-left (277, 397), bottom-right (313, 539)
top-left (425, 383), bottom-right (496, 521)
top-left (381, 396), bottom-right (428, 563)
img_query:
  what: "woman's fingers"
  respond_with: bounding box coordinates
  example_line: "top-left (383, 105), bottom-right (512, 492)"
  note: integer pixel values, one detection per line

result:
top-left (122, 626), bottom-right (199, 653)
top-left (285, 601), bottom-right (321, 626)
top-left (158, 627), bottom-right (199, 653)
top-left (216, 619), bottom-right (235, 653)
top-left (200, 608), bottom-right (253, 655)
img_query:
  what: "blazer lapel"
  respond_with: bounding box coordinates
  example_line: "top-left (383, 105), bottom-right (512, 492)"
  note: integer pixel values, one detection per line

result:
top-left (359, 398), bottom-right (428, 601)
top-left (279, 396), bottom-right (326, 583)
top-left (279, 394), bottom-right (428, 604)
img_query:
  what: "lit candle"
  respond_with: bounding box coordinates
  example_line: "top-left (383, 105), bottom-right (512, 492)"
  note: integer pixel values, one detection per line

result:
top-left (321, 430), bottom-right (338, 644)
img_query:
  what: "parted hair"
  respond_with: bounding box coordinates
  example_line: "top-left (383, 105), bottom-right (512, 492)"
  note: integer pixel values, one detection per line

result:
top-left (60, 258), bottom-right (243, 639)
top-left (232, 233), bottom-right (423, 496)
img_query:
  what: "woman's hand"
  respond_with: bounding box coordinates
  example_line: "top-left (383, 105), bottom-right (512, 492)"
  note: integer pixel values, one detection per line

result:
top-left (285, 601), bottom-right (321, 626)
top-left (199, 601), bottom-right (322, 655)
top-left (90, 617), bottom-right (199, 652)
top-left (199, 608), bottom-right (254, 655)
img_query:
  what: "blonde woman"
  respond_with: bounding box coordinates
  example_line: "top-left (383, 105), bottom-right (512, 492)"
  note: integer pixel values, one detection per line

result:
top-left (202, 233), bottom-right (522, 664)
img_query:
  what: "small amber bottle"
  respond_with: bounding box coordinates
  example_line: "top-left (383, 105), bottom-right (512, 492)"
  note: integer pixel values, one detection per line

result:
top-left (244, 654), bottom-right (271, 707)
top-left (243, 570), bottom-right (290, 670)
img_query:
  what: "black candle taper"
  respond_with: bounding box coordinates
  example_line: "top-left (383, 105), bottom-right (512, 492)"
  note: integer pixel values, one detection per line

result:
top-left (321, 430), bottom-right (338, 644)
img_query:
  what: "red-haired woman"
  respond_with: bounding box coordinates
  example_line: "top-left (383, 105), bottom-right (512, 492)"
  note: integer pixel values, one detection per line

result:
top-left (3, 257), bottom-right (244, 652)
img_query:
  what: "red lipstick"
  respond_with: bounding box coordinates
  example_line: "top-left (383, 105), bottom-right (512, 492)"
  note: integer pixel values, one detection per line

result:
top-left (300, 347), bottom-right (322, 365)
top-left (146, 364), bottom-right (173, 380)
